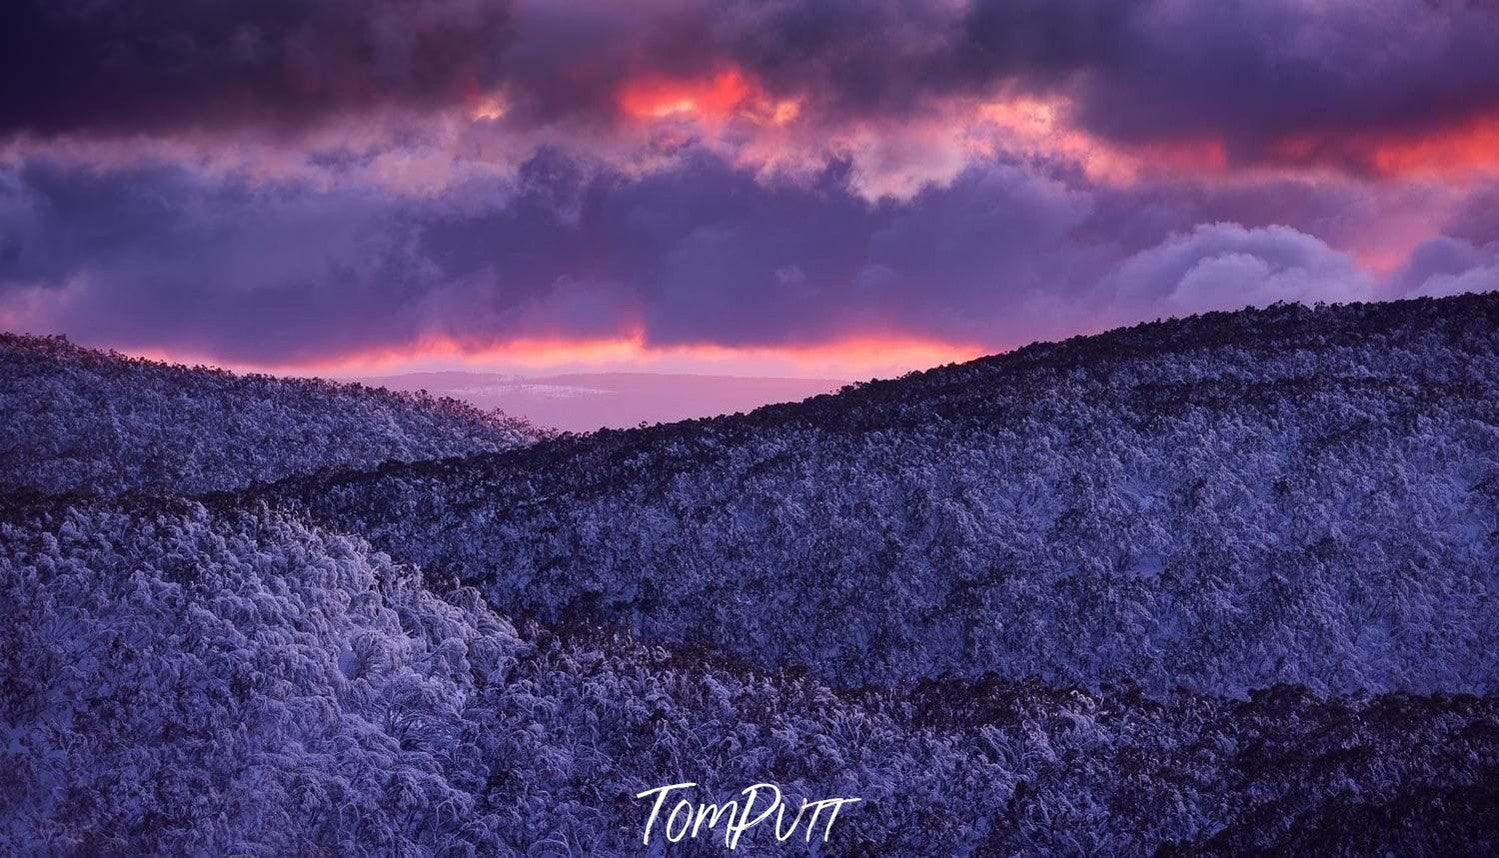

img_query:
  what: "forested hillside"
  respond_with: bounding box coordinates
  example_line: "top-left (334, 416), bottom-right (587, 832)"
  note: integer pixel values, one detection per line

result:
top-left (264, 296), bottom-right (1499, 696)
top-left (0, 334), bottom-right (540, 495)
top-left (3, 499), bottom-right (1495, 854)
top-left (4, 296), bottom-right (1498, 853)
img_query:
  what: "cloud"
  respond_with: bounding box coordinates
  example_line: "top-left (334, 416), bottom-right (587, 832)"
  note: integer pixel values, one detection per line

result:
top-left (1443, 182), bottom-right (1499, 246)
top-left (9, 0), bottom-right (1499, 378)
top-left (0, 148), bottom-right (1114, 364)
top-left (1046, 1), bottom-right (1499, 151)
top-left (1105, 223), bottom-right (1377, 320)
top-left (0, 162), bottom-right (442, 359)
top-left (0, 0), bottom-right (514, 137)
top-left (1391, 236), bottom-right (1499, 299)
top-left (6, 0), bottom-right (1499, 179)
top-left (1, 146), bottom-right (1492, 372)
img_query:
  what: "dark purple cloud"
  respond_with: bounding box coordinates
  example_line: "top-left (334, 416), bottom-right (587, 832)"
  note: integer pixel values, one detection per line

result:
top-left (0, 164), bottom-right (436, 358)
top-left (739, 0), bottom-right (1499, 160)
top-left (10, 144), bottom-right (1493, 368)
top-left (1390, 235), bottom-right (1499, 298)
top-left (0, 0), bottom-right (513, 136)
top-left (1043, 0), bottom-right (1499, 151)
top-left (6, 0), bottom-right (1499, 160)
top-left (1443, 182), bottom-right (1499, 246)
top-left (1, 150), bottom-right (1101, 361)
top-left (4, 1), bottom-right (1499, 369)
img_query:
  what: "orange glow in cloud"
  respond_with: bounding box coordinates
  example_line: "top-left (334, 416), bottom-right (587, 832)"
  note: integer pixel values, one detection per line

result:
top-left (973, 94), bottom-right (1499, 184)
top-left (616, 67), bottom-right (802, 128)
top-left (976, 97), bottom-right (1105, 176)
top-left (128, 328), bottom-right (986, 381)
top-left (976, 94), bottom-right (1499, 183)
top-left (619, 69), bottom-right (755, 121)
top-left (1266, 114), bottom-right (1499, 178)
top-left (1366, 115), bottom-right (1499, 177)
top-left (975, 96), bottom-right (1229, 184)
top-left (468, 94), bottom-right (507, 122)
top-left (977, 97), bottom-right (1132, 182)
top-left (769, 99), bottom-right (802, 126)
top-left (1133, 138), bottom-right (1229, 173)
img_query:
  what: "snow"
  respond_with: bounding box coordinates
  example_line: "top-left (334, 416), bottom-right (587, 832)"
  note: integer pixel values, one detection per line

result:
top-left (4, 295), bottom-right (1499, 852)
top-left (0, 333), bottom-right (543, 496)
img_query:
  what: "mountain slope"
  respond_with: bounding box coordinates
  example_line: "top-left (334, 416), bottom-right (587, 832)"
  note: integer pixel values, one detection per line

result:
top-left (0, 334), bottom-right (541, 496)
top-left (261, 295), bottom-right (1499, 696)
top-left (3, 498), bottom-right (1496, 854)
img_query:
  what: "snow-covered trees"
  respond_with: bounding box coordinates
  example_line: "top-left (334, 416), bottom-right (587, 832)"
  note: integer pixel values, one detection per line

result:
top-left (4, 295), bottom-right (1498, 852)
top-left (3, 500), bottom-right (1496, 854)
top-left (271, 296), bottom-right (1499, 696)
top-left (0, 333), bottom-right (541, 496)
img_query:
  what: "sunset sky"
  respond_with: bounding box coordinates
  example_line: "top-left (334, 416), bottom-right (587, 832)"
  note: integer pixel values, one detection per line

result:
top-left (3, 0), bottom-right (1499, 379)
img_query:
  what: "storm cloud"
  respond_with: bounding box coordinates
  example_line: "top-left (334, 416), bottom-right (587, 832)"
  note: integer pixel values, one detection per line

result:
top-left (2, 1), bottom-right (1498, 371)
top-left (6, 0), bottom-right (1499, 159)
top-left (6, 141), bottom-right (1486, 368)
top-left (0, 0), bottom-right (514, 137)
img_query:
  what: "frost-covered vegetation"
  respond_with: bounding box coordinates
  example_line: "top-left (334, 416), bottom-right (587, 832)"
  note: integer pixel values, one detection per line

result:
top-left (3, 500), bottom-right (1496, 855)
top-left (268, 296), bottom-right (1499, 697)
top-left (0, 333), bottom-right (540, 496)
top-left (4, 296), bottom-right (1498, 853)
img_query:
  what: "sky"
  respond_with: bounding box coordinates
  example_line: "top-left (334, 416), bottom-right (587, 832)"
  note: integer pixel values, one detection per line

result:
top-left (3, 0), bottom-right (1499, 380)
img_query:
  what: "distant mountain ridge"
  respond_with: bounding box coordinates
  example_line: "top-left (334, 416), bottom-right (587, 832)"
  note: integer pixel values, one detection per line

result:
top-left (262, 295), bottom-right (1499, 697)
top-left (0, 333), bottom-right (542, 496)
top-left (349, 370), bottom-right (846, 433)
